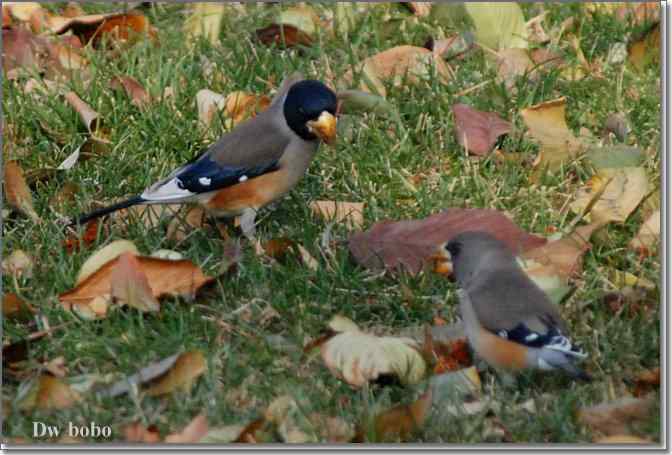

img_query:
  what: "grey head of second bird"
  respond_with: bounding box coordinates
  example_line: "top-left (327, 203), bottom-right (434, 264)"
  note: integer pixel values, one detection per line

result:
top-left (445, 231), bottom-right (520, 288)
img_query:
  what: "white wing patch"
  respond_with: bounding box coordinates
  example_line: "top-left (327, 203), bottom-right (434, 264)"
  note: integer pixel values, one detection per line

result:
top-left (141, 177), bottom-right (195, 202)
top-left (239, 175), bottom-right (248, 182)
top-left (199, 177), bottom-right (212, 186)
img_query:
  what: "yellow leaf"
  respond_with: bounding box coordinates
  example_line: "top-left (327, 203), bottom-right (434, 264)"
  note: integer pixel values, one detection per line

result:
top-left (321, 316), bottom-right (426, 387)
top-left (520, 97), bottom-right (585, 176)
top-left (465, 2), bottom-right (528, 49)
top-left (570, 167), bottom-right (650, 224)
top-left (184, 3), bottom-right (226, 45)
top-left (311, 200), bottom-right (365, 230)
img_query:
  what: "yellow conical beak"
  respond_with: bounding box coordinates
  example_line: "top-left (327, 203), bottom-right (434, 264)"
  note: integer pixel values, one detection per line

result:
top-left (307, 111), bottom-right (337, 144)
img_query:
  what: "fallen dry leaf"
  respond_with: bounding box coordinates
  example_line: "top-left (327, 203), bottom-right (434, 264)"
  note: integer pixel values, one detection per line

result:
top-left (422, 328), bottom-right (472, 374)
top-left (309, 413), bottom-right (355, 443)
top-left (60, 253), bottom-right (214, 312)
top-left (495, 48), bottom-right (535, 90)
top-left (348, 208), bottom-right (546, 275)
top-left (166, 206), bottom-right (208, 242)
top-left (311, 200), bottom-right (364, 230)
top-left (361, 389), bottom-right (432, 442)
top-left (44, 357), bottom-right (68, 378)
top-left (2, 292), bottom-right (35, 321)
top-left (629, 23), bottom-right (660, 70)
top-left (99, 353), bottom-right (180, 398)
top-left (196, 89), bottom-right (226, 129)
top-left (428, 33), bottom-right (474, 61)
top-left (123, 422), bottom-right (161, 443)
top-left (632, 368), bottom-right (660, 398)
top-left (452, 104), bottom-right (512, 156)
top-left (52, 11), bottom-right (157, 48)
top-left (76, 239), bottom-right (140, 284)
top-left (466, 2), bottom-right (528, 48)
top-left (522, 222), bottom-right (602, 281)
top-left (165, 414), bottom-right (209, 443)
top-left (110, 75), bottom-right (151, 108)
top-left (255, 24), bottom-right (313, 48)
top-left (4, 2), bottom-right (43, 23)
top-left (2, 27), bottom-right (49, 75)
top-left (578, 395), bottom-right (656, 436)
top-left (64, 91), bottom-right (108, 140)
top-left (17, 374), bottom-right (81, 411)
top-left (183, 3), bottom-right (227, 46)
top-left (224, 91), bottom-right (271, 127)
top-left (3, 161), bottom-right (40, 222)
top-left (2, 250), bottom-right (35, 279)
top-left (341, 46), bottom-right (451, 97)
top-left (145, 351), bottom-right (207, 396)
top-left (320, 316), bottom-right (426, 387)
top-left (110, 252), bottom-right (160, 313)
top-left (570, 167), bottom-right (650, 224)
top-left (520, 97), bottom-right (586, 177)
top-left (629, 209), bottom-right (660, 255)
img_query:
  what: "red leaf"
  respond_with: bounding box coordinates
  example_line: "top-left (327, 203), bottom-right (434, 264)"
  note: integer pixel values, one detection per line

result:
top-left (348, 208), bottom-right (546, 274)
top-left (255, 24), bottom-right (313, 48)
top-left (452, 104), bottom-right (512, 156)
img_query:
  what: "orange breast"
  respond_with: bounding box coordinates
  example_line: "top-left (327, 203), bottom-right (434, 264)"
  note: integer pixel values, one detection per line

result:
top-left (204, 169), bottom-right (289, 216)
top-left (475, 328), bottom-right (528, 371)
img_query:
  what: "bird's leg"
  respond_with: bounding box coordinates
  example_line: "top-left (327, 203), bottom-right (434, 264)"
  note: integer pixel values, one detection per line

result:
top-left (239, 208), bottom-right (258, 242)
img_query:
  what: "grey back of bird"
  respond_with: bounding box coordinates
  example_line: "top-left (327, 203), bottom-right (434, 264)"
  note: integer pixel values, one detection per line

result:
top-left (452, 232), bottom-right (567, 334)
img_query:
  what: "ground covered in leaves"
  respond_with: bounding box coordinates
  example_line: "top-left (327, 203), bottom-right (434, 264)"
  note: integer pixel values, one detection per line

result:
top-left (2, 2), bottom-right (661, 445)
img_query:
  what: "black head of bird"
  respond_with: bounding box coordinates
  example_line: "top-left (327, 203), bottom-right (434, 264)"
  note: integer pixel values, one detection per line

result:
top-left (283, 80), bottom-right (337, 144)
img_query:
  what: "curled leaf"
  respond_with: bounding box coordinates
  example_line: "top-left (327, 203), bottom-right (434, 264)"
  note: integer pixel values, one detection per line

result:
top-left (452, 103), bottom-right (511, 156)
top-left (3, 161), bottom-right (40, 222)
top-left (320, 316), bottom-right (426, 387)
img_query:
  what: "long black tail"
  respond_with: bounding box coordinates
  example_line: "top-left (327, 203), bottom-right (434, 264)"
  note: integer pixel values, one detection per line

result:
top-left (71, 195), bottom-right (145, 226)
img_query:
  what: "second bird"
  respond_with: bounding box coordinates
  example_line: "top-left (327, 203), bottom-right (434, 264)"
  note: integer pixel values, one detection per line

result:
top-left (446, 231), bottom-right (590, 381)
top-left (73, 73), bottom-right (338, 239)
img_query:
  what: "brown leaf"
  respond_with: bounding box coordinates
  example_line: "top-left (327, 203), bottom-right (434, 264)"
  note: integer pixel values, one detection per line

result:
top-left (3, 161), bottom-right (40, 222)
top-left (18, 374), bottom-right (81, 411)
top-left (255, 23), bottom-right (313, 48)
top-left (452, 104), bottom-right (512, 156)
top-left (52, 12), bottom-right (157, 48)
top-left (99, 353), bottom-right (180, 398)
top-left (2, 292), bottom-right (35, 321)
top-left (44, 356), bottom-right (68, 378)
top-left (64, 91), bottom-right (109, 140)
top-left (110, 252), bottom-right (160, 312)
top-left (110, 75), bottom-right (151, 108)
top-left (369, 389), bottom-right (432, 441)
top-left (311, 200), bottom-right (364, 230)
top-left (76, 240), bottom-right (139, 285)
top-left (224, 91), bottom-right (271, 127)
top-left (165, 414), bottom-right (209, 443)
top-left (341, 46), bottom-right (451, 97)
top-left (123, 422), bottom-right (161, 443)
top-left (60, 254), bottom-right (214, 312)
top-left (145, 351), bottom-right (207, 396)
top-left (578, 395), bottom-right (656, 436)
top-left (520, 97), bottom-right (586, 177)
top-left (422, 329), bottom-right (472, 374)
top-left (632, 368), bottom-right (660, 397)
top-left (348, 208), bottom-right (546, 274)
top-left (2, 27), bottom-right (48, 75)
top-left (3, 5), bottom-right (12, 27)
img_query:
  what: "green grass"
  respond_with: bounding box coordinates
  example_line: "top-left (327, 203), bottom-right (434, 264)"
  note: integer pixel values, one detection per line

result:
top-left (2, 2), bottom-right (661, 444)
